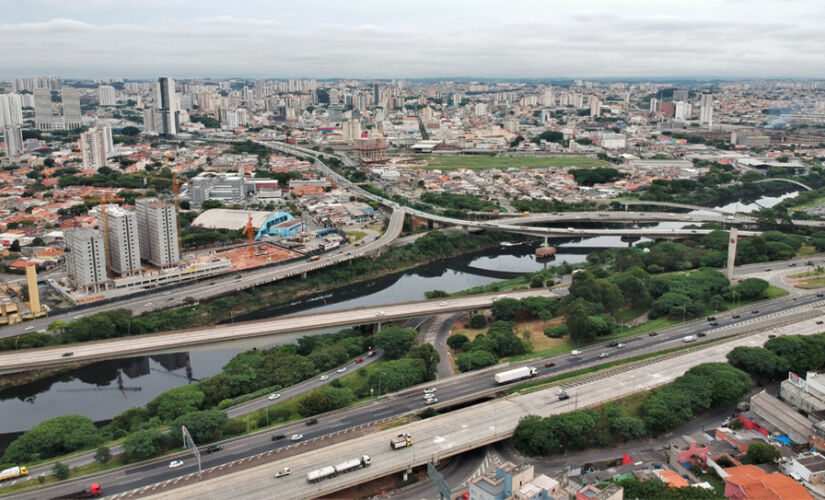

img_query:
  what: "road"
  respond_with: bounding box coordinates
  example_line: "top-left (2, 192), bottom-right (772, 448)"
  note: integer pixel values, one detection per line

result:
top-left (0, 288), bottom-right (562, 375)
top-left (0, 207), bottom-right (405, 340)
top-left (10, 286), bottom-right (825, 500)
top-left (129, 312), bottom-right (825, 500)
top-left (491, 210), bottom-right (825, 228)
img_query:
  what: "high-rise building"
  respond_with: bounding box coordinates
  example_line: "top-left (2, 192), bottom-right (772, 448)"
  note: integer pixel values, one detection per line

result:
top-left (541, 88), bottom-right (554, 106)
top-left (135, 198), bottom-right (180, 267)
top-left (66, 228), bottom-right (107, 291)
top-left (649, 98), bottom-right (658, 113)
top-left (699, 94), bottom-right (714, 128)
top-left (90, 204), bottom-right (141, 275)
top-left (156, 77), bottom-right (178, 136)
top-left (61, 88), bottom-right (82, 129)
top-left (98, 85), bottom-right (116, 106)
top-left (590, 97), bottom-right (602, 118)
top-left (80, 127), bottom-right (113, 169)
top-left (661, 101), bottom-right (676, 117)
top-left (218, 108), bottom-right (238, 130)
top-left (0, 94), bottom-right (24, 128)
top-left (675, 101), bottom-right (692, 121)
top-left (341, 120), bottom-right (362, 142)
top-left (3, 126), bottom-right (24, 159)
top-left (34, 89), bottom-right (53, 130)
top-left (142, 108), bottom-right (157, 133)
top-left (372, 83), bottom-right (380, 106)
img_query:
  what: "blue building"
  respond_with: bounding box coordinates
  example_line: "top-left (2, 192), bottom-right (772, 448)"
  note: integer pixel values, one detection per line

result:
top-left (255, 212), bottom-right (304, 239)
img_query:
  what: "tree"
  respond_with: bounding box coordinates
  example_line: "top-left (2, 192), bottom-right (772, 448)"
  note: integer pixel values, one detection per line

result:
top-left (407, 344), bottom-right (440, 380)
top-left (565, 298), bottom-right (597, 343)
top-left (174, 410), bottom-right (228, 443)
top-left (373, 326), bottom-right (416, 359)
top-left (469, 314), bottom-right (487, 329)
top-left (727, 346), bottom-right (787, 382)
top-left (201, 200), bottom-right (223, 210)
top-left (52, 462), bottom-right (70, 480)
top-left (447, 334), bottom-right (469, 351)
top-left (94, 446), bottom-right (111, 464)
top-left (424, 290), bottom-right (448, 299)
top-left (491, 298), bottom-right (522, 320)
top-left (735, 278), bottom-right (769, 300)
top-left (123, 428), bottom-right (166, 461)
top-left (455, 350), bottom-right (498, 372)
top-left (120, 126), bottom-right (141, 137)
top-left (147, 384), bottom-right (205, 422)
top-left (747, 442), bottom-right (781, 464)
top-left (2, 415), bottom-right (102, 464)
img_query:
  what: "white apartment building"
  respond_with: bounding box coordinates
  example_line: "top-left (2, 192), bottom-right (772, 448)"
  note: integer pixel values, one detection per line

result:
top-left (90, 204), bottom-right (141, 275)
top-left (80, 127), bottom-right (113, 170)
top-left (3, 126), bottom-right (24, 159)
top-left (700, 94), bottom-right (714, 128)
top-left (675, 101), bottom-right (692, 121)
top-left (34, 89), bottom-right (53, 130)
top-left (0, 94), bottom-right (23, 128)
top-left (136, 198), bottom-right (180, 267)
top-left (98, 85), bottom-right (116, 106)
top-left (66, 228), bottom-right (107, 291)
top-left (61, 88), bottom-right (82, 129)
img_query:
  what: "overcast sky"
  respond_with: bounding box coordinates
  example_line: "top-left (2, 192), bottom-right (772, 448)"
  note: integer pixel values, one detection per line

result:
top-left (1, 0), bottom-right (823, 80)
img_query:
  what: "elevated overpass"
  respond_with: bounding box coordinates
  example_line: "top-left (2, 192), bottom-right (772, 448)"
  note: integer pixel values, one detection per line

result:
top-left (0, 289), bottom-right (563, 375)
top-left (489, 211), bottom-right (825, 228)
top-left (137, 315), bottom-right (825, 500)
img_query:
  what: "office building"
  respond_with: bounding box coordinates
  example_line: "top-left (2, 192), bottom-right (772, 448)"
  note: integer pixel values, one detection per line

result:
top-left (0, 94), bottom-right (23, 128)
top-left (61, 88), bottom-right (82, 129)
top-left (188, 173), bottom-right (246, 209)
top-left (3, 126), bottom-right (24, 159)
top-left (156, 77), bottom-right (178, 136)
top-left (136, 198), bottom-right (180, 267)
top-left (80, 127), bottom-right (113, 170)
top-left (90, 205), bottom-right (141, 275)
top-left (98, 85), bottom-right (116, 106)
top-left (700, 94), bottom-right (714, 128)
top-left (66, 228), bottom-right (107, 291)
top-left (34, 89), bottom-right (53, 130)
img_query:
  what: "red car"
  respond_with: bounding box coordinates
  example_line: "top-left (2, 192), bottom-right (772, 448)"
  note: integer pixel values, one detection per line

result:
top-left (545, 362), bottom-right (556, 368)
top-left (356, 358), bottom-right (364, 363)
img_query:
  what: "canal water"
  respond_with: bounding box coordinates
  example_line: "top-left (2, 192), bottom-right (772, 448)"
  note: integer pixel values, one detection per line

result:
top-left (0, 192), bottom-right (797, 446)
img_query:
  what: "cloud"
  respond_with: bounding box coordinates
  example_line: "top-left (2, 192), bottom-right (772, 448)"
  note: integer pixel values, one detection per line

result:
top-left (0, 10), bottom-right (823, 79)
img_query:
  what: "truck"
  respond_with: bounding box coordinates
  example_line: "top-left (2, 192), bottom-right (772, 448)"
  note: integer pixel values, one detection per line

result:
top-left (682, 335), bottom-right (696, 343)
top-left (306, 455), bottom-right (371, 483)
top-left (49, 483), bottom-right (103, 499)
top-left (494, 366), bottom-right (537, 385)
top-left (391, 434), bottom-right (413, 450)
top-left (0, 466), bottom-right (28, 482)
top-left (307, 255), bottom-right (320, 262)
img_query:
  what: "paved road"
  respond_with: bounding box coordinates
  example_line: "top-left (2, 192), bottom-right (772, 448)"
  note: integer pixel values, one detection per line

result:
top-left (491, 210), bottom-right (825, 228)
top-left (11, 287), bottom-right (825, 500)
top-left (131, 312), bottom-right (825, 500)
top-left (0, 288), bottom-right (562, 374)
top-left (0, 207), bottom-right (405, 340)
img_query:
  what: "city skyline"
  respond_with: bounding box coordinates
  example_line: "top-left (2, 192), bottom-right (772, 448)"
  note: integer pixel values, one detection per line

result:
top-left (2, 0), bottom-right (825, 79)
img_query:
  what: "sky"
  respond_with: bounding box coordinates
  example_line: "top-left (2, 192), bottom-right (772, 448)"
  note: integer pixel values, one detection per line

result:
top-left (1, 0), bottom-right (824, 80)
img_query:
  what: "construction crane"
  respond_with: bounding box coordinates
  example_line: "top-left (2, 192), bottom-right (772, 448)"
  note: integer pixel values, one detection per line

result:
top-left (134, 173), bottom-right (183, 259)
top-left (241, 214), bottom-right (255, 259)
top-left (84, 196), bottom-right (125, 278)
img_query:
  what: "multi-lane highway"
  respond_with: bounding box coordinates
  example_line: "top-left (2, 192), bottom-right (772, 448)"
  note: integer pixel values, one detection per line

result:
top-left (491, 210), bottom-right (825, 228)
top-left (10, 284), bottom-right (825, 500)
top-left (0, 288), bottom-right (564, 374)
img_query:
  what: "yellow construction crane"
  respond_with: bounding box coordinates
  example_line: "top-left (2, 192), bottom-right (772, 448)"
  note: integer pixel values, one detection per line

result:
top-left (84, 196), bottom-right (125, 278)
top-left (134, 173), bottom-right (184, 259)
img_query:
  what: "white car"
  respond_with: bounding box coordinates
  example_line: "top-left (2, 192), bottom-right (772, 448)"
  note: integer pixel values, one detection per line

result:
top-left (598, 352), bottom-right (610, 358)
top-left (24, 326), bottom-right (33, 331)
top-left (375, 311), bottom-right (385, 317)
top-left (290, 434), bottom-right (303, 441)
top-left (268, 393), bottom-right (281, 401)
top-left (424, 398), bottom-right (438, 405)
top-left (319, 375), bottom-right (329, 381)
top-left (616, 343), bottom-right (626, 349)
top-left (274, 467), bottom-right (291, 478)
top-left (144, 302), bottom-right (153, 307)
top-left (424, 387), bottom-right (437, 394)
top-left (493, 295), bottom-right (505, 300)
top-left (336, 367), bottom-right (347, 373)
top-left (169, 460), bottom-right (184, 469)
top-left (163, 291), bottom-right (171, 296)
top-left (437, 301), bottom-right (448, 306)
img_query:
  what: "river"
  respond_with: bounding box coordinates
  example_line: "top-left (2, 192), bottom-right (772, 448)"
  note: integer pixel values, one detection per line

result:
top-left (0, 192), bottom-right (797, 447)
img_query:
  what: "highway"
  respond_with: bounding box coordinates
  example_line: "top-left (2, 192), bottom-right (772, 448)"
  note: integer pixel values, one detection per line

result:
top-left (0, 207), bottom-right (405, 340)
top-left (0, 288), bottom-right (564, 375)
top-left (133, 311), bottom-right (825, 500)
top-left (10, 285), bottom-right (825, 500)
top-left (491, 210), bottom-right (825, 228)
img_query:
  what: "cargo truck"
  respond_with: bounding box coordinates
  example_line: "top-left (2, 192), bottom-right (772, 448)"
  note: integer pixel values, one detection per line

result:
top-left (391, 434), bottom-right (413, 450)
top-left (494, 366), bottom-right (537, 385)
top-left (49, 483), bottom-right (103, 499)
top-left (0, 466), bottom-right (28, 482)
top-left (306, 455), bottom-right (371, 483)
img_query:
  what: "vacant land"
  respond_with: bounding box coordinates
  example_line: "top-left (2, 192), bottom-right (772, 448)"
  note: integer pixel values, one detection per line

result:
top-left (419, 155), bottom-right (605, 170)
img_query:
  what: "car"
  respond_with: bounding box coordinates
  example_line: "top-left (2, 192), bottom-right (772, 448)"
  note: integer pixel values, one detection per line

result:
top-left (558, 393), bottom-right (570, 400)
top-left (697, 332), bottom-right (707, 337)
top-left (437, 301), bottom-right (448, 306)
top-left (424, 398), bottom-right (438, 405)
top-left (769, 334), bottom-right (777, 339)
top-left (424, 387), bottom-right (437, 394)
top-left (319, 375), bottom-right (329, 381)
top-left (355, 358), bottom-right (364, 363)
top-left (336, 367), bottom-right (347, 373)
top-left (169, 460), bottom-right (184, 469)
top-left (570, 350), bottom-right (582, 356)
top-left (144, 302), bottom-right (153, 307)
top-left (61, 352), bottom-right (74, 357)
top-left (367, 349), bottom-right (377, 357)
top-left (608, 341), bottom-right (619, 347)
top-left (710, 322), bottom-right (719, 326)
top-left (818, 294), bottom-right (824, 298)
top-left (707, 316), bottom-right (716, 322)
top-left (648, 331), bottom-right (659, 337)
top-left (732, 314), bottom-right (741, 319)
top-left (817, 320), bottom-right (824, 325)
top-left (163, 291), bottom-right (171, 296)
top-left (751, 310), bottom-right (759, 314)
top-left (268, 393), bottom-right (281, 401)
top-left (274, 467), bottom-right (291, 478)
top-left (615, 343), bottom-right (626, 349)
top-left (424, 394), bottom-right (436, 401)
top-left (306, 418), bottom-right (318, 426)
top-left (545, 361), bottom-right (556, 368)
top-left (24, 326), bottom-right (33, 331)
top-left (290, 434), bottom-right (303, 441)
top-left (205, 445), bottom-right (223, 454)
top-left (789, 263), bottom-right (797, 267)
top-left (764, 268), bottom-right (771, 271)
top-left (271, 434), bottom-right (286, 441)
top-left (375, 311), bottom-right (385, 317)
top-left (598, 352), bottom-right (609, 358)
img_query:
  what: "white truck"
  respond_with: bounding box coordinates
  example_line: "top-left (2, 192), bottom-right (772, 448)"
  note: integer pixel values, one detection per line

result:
top-left (682, 335), bottom-right (696, 343)
top-left (0, 466), bottom-right (28, 482)
top-left (306, 455), bottom-right (371, 483)
top-left (391, 434), bottom-right (413, 450)
top-left (494, 366), bottom-right (537, 385)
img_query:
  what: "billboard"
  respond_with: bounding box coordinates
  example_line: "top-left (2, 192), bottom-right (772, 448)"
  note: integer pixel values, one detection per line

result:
top-left (789, 372), bottom-right (808, 392)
